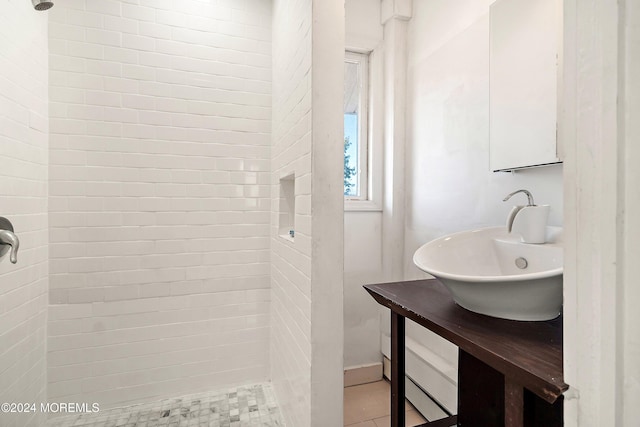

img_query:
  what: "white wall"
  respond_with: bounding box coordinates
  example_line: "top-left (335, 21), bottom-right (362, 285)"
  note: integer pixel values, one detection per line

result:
top-left (346, 0), bottom-right (384, 51)
top-left (621, 2), bottom-right (640, 422)
top-left (562, 0), bottom-right (640, 425)
top-left (402, 0), bottom-right (564, 407)
top-left (270, 0), bottom-right (313, 423)
top-left (343, 213), bottom-right (384, 369)
top-left (0, 2), bottom-right (49, 427)
top-left (271, 0), bottom-right (344, 425)
top-left (308, 3), bottom-right (345, 423)
top-left (343, 0), bottom-right (385, 371)
top-left (46, 0), bottom-right (272, 409)
top-left (405, 0), bottom-right (563, 280)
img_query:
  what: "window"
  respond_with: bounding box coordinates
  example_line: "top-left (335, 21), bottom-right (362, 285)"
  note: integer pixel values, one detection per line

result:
top-left (344, 51), bottom-right (369, 200)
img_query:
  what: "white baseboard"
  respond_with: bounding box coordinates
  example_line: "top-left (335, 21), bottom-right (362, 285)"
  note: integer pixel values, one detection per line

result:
top-left (344, 362), bottom-right (383, 387)
top-left (406, 375), bottom-right (449, 422)
top-left (383, 356), bottom-right (450, 422)
top-left (381, 334), bottom-right (458, 413)
top-left (383, 356), bottom-right (391, 379)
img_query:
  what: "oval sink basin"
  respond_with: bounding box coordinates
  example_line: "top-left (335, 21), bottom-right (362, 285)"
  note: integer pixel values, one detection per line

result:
top-left (413, 226), bottom-right (563, 321)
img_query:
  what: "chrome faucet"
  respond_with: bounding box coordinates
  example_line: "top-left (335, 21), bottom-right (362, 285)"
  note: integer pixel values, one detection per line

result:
top-left (0, 217), bottom-right (19, 264)
top-left (502, 190), bottom-right (549, 244)
top-left (503, 189), bottom-right (535, 206)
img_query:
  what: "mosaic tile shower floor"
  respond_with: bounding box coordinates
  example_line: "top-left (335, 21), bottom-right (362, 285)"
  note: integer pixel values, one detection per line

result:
top-left (47, 383), bottom-right (283, 427)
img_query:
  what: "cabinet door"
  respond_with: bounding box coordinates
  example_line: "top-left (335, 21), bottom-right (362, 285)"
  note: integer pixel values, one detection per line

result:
top-left (489, 0), bottom-right (561, 171)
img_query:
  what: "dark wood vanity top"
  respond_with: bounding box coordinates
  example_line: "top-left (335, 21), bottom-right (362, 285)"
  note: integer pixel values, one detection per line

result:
top-left (364, 279), bottom-right (568, 404)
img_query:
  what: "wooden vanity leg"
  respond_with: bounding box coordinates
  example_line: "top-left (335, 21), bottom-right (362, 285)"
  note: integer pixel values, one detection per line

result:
top-left (458, 350), bottom-right (504, 426)
top-left (504, 378), bottom-right (524, 427)
top-left (391, 311), bottom-right (405, 427)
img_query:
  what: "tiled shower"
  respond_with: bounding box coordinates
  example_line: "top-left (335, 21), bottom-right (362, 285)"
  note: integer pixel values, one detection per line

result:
top-left (0, 0), bottom-right (344, 426)
top-left (47, 0), bottom-right (272, 409)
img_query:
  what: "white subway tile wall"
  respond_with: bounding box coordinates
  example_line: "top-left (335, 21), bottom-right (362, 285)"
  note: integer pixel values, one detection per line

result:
top-left (47, 0), bottom-right (272, 409)
top-left (270, 1), bottom-right (313, 426)
top-left (0, 2), bottom-right (49, 427)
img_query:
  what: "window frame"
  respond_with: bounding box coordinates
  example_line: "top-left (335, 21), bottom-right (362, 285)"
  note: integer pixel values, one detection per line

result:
top-left (344, 50), bottom-right (369, 202)
top-left (344, 48), bottom-right (382, 212)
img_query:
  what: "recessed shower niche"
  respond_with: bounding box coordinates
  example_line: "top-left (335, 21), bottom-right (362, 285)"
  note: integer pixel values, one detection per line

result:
top-left (278, 174), bottom-right (295, 241)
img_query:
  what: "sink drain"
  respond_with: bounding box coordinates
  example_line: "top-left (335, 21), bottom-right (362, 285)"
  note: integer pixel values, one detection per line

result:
top-left (515, 257), bottom-right (528, 269)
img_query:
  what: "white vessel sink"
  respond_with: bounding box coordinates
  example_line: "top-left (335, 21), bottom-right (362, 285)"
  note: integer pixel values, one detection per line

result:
top-left (413, 226), bottom-right (563, 321)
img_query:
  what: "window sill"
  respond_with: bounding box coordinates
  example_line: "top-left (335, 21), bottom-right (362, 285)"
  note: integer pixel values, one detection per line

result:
top-left (344, 200), bottom-right (382, 212)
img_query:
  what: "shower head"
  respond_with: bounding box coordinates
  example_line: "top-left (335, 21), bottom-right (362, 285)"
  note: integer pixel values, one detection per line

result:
top-left (32, 0), bottom-right (54, 11)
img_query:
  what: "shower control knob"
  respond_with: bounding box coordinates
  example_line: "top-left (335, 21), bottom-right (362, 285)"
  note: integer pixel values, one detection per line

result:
top-left (0, 217), bottom-right (19, 264)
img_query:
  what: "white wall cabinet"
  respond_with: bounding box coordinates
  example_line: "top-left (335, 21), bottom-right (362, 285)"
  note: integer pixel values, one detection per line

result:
top-left (489, 0), bottom-right (561, 171)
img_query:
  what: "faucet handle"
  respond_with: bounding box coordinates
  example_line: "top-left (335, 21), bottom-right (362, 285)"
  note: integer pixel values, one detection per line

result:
top-left (503, 189), bottom-right (535, 206)
top-left (0, 217), bottom-right (19, 264)
top-left (0, 229), bottom-right (19, 264)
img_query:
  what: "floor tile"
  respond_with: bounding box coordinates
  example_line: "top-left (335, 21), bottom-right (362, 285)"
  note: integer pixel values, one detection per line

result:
top-left (46, 383), bottom-right (283, 427)
top-left (343, 382), bottom-right (391, 425)
top-left (345, 421), bottom-right (378, 427)
top-left (344, 380), bottom-right (427, 427)
top-left (372, 409), bottom-right (427, 427)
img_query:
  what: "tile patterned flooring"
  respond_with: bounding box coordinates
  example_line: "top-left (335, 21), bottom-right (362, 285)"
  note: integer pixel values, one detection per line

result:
top-left (47, 383), bottom-right (283, 427)
top-left (45, 378), bottom-right (424, 427)
top-left (344, 380), bottom-right (427, 427)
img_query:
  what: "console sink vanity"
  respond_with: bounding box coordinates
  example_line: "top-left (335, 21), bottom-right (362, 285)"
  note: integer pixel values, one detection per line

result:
top-left (364, 279), bottom-right (567, 427)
